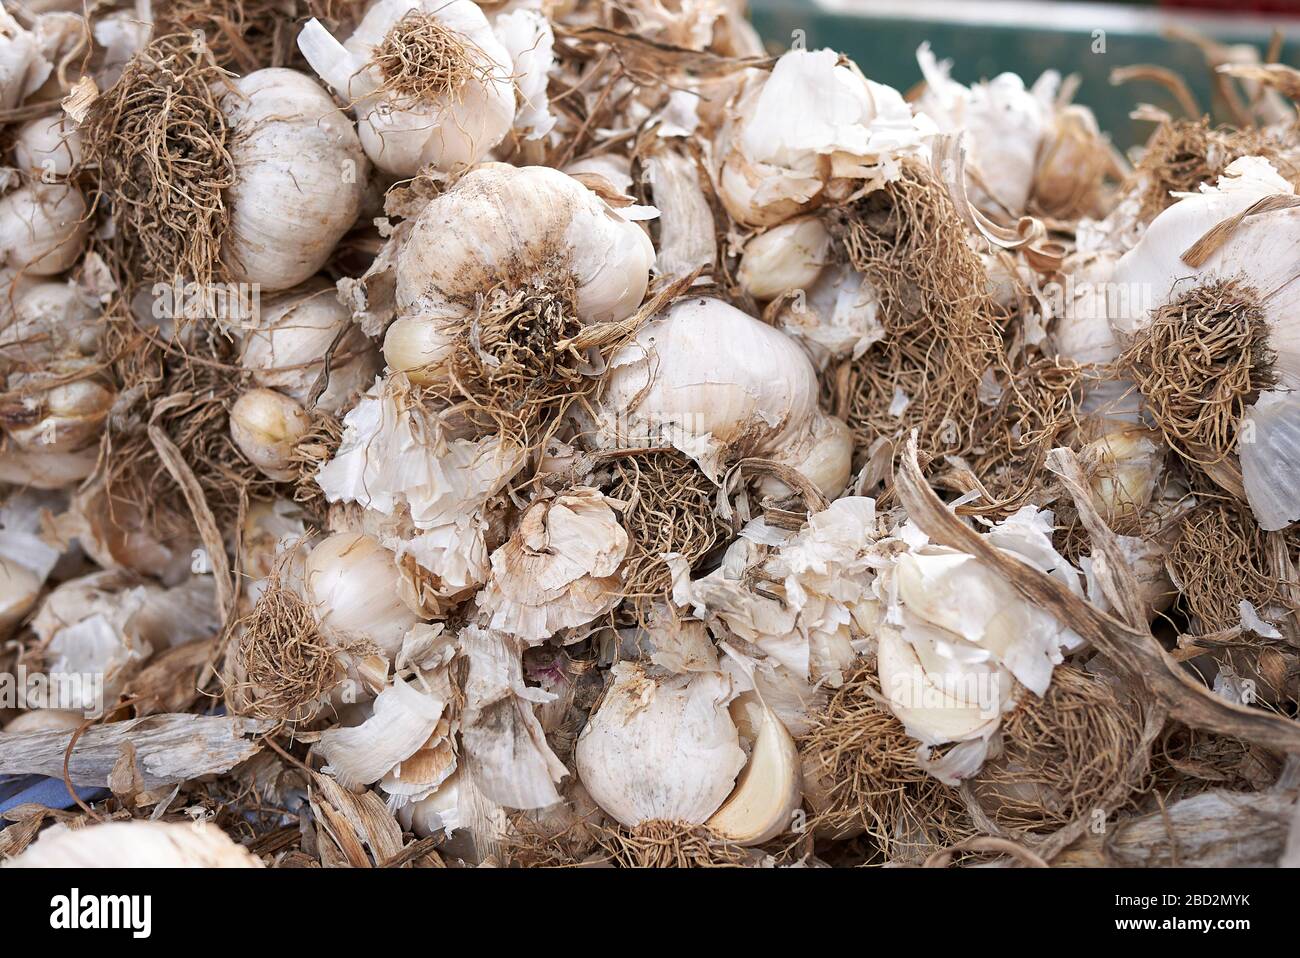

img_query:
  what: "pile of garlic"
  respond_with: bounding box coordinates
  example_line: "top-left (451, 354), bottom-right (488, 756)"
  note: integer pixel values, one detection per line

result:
top-left (2, 0), bottom-right (1299, 871)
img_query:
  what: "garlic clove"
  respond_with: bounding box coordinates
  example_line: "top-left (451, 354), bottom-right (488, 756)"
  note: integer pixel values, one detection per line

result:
top-left (229, 387), bottom-right (311, 482)
top-left (0, 554), bottom-right (43, 640)
top-left (706, 694), bottom-right (802, 846)
top-left (737, 215), bottom-right (831, 301)
top-left (0, 375), bottom-right (113, 453)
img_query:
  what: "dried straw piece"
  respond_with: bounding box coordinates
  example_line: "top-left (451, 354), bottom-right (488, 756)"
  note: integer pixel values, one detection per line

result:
top-left (81, 35), bottom-right (236, 296)
top-left (590, 819), bottom-right (750, 868)
top-left (971, 666), bottom-right (1149, 835)
top-left (798, 665), bottom-right (973, 862)
top-left (1122, 279), bottom-right (1273, 469)
top-left (370, 10), bottom-right (498, 107)
top-left (598, 448), bottom-right (734, 601)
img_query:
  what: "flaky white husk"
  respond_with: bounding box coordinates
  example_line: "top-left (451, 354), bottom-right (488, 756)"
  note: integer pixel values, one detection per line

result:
top-left (574, 660), bottom-right (745, 827)
top-left (644, 144), bottom-right (717, 282)
top-left (238, 279), bottom-right (380, 415)
top-left (460, 625), bottom-right (568, 809)
top-left (219, 69), bottom-right (369, 292)
top-left (595, 297), bottom-right (852, 496)
top-left (5, 820), bottom-right (262, 868)
top-left (316, 374), bottom-right (521, 597)
top-left (380, 164), bottom-right (655, 373)
top-left (915, 43), bottom-right (1055, 218)
top-left (776, 264), bottom-right (883, 369)
top-left (1110, 156), bottom-right (1300, 530)
top-left (477, 488), bottom-right (627, 645)
top-left (490, 7), bottom-right (557, 140)
top-left (297, 0), bottom-right (515, 177)
top-left (715, 48), bottom-right (932, 228)
top-left (0, 9), bottom-right (52, 111)
top-left (0, 182), bottom-right (89, 276)
top-left (874, 506), bottom-right (1088, 783)
top-left (672, 496), bottom-right (879, 734)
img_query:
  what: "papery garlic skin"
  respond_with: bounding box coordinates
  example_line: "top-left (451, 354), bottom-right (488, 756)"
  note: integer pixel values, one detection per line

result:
top-left (596, 297), bottom-right (851, 495)
top-left (775, 264), bottom-right (883, 370)
top-left (238, 280), bottom-right (380, 414)
top-left (0, 182), bottom-right (89, 276)
top-left (220, 69), bottom-right (368, 292)
top-left (5, 820), bottom-right (262, 868)
top-left (492, 8), bottom-right (558, 141)
top-left (737, 215), bottom-right (831, 301)
top-left (229, 388), bottom-right (311, 482)
top-left (305, 532), bottom-right (422, 658)
top-left (477, 488), bottom-right (627, 644)
top-left (383, 164), bottom-right (654, 381)
top-left (297, 0), bottom-right (515, 178)
top-left (574, 661), bottom-right (745, 827)
top-left (0, 9), bottom-right (51, 111)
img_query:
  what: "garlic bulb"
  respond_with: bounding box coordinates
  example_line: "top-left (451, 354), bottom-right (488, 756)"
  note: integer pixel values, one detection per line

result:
top-left (705, 694), bottom-right (801, 846)
top-left (229, 387), bottom-right (311, 482)
top-left (1110, 157), bottom-right (1300, 529)
top-left (0, 443), bottom-right (97, 488)
top-left (574, 661), bottom-right (745, 828)
top-left (238, 280), bottom-right (380, 414)
top-left (298, 0), bottom-right (515, 178)
top-left (477, 488), bottom-right (627, 644)
top-left (0, 182), bottom-right (89, 276)
top-left (0, 279), bottom-right (101, 369)
top-left (304, 532), bottom-right (423, 658)
top-left (596, 297), bottom-right (852, 495)
top-left (12, 114), bottom-right (81, 181)
top-left (5, 820), bottom-right (261, 868)
top-left (737, 215), bottom-right (831, 301)
top-left (716, 48), bottom-right (930, 227)
top-left (0, 367), bottom-right (112, 453)
top-left (381, 164), bottom-right (654, 381)
top-left (0, 8), bottom-right (51, 110)
top-left (219, 69), bottom-right (368, 291)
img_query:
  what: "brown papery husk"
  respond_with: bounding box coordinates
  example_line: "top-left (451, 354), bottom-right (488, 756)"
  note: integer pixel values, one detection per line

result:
top-left (829, 159), bottom-right (1081, 517)
top-left (596, 448), bottom-right (736, 603)
top-left (1131, 118), bottom-right (1299, 223)
top-left (369, 9), bottom-right (500, 109)
top-left (588, 819), bottom-right (753, 868)
top-left (970, 665), bottom-right (1150, 836)
top-left (798, 664), bottom-right (973, 863)
top-left (80, 35), bottom-right (236, 300)
top-left (1122, 278), bottom-right (1274, 471)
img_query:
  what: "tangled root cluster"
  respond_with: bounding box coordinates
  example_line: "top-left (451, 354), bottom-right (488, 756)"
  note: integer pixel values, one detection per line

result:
top-left (154, 0), bottom-right (303, 72)
top-left (81, 36), bottom-right (235, 296)
top-left (590, 820), bottom-right (750, 868)
top-left (798, 664), bottom-right (973, 862)
top-left (972, 666), bottom-right (1148, 835)
top-left (1168, 499), bottom-right (1281, 632)
top-left (599, 449), bottom-right (734, 601)
top-left (370, 11), bottom-right (498, 106)
top-left (1123, 279), bottom-right (1273, 469)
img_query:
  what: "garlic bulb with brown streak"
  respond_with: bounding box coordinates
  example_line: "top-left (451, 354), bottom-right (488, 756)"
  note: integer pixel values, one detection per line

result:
top-left (298, 0), bottom-right (515, 178)
top-left (574, 661), bottom-right (746, 828)
top-left (229, 387), bottom-right (311, 482)
top-left (238, 280), bottom-right (380, 414)
top-left (0, 365), bottom-right (112, 454)
top-left (304, 532), bottom-right (423, 659)
top-left (219, 69), bottom-right (369, 291)
top-left (0, 182), bottom-right (89, 276)
top-left (595, 297), bottom-right (852, 497)
top-left (381, 164), bottom-right (655, 381)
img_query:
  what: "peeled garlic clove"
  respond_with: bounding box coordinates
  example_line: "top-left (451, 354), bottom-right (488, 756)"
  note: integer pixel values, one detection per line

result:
top-left (220, 69), bottom-right (369, 291)
top-left (5, 820), bottom-right (261, 868)
top-left (574, 661), bottom-right (746, 828)
top-left (706, 694), bottom-right (802, 846)
top-left (229, 388), bottom-right (311, 481)
top-left (305, 532), bottom-right (422, 658)
top-left (297, 1), bottom-right (516, 177)
top-left (0, 182), bottom-right (89, 276)
top-left (238, 280), bottom-right (379, 414)
top-left (737, 215), bottom-right (830, 301)
top-left (12, 114), bottom-right (81, 180)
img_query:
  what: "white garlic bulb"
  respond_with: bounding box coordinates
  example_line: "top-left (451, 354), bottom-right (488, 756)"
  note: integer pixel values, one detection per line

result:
top-left (304, 532), bottom-right (423, 658)
top-left (0, 367), bottom-right (112, 454)
top-left (382, 164), bottom-right (655, 381)
top-left (596, 297), bottom-right (852, 495)
top-left (220, 69), bottom-right (368, 292)
top-left (737, 215), bottom-right (831, 301)
top-left (238, 280), bottom-right (380, 414)
top-left (12, 114), bottom-right (81, 181)
top-left (574, 661), bottom-right (746, 827)
top-left (477, 488), bottom-right (627, 644)
top-left (0, 182), bottom-right (89, 276)
top-left (716, 48), bottom-right (930, 227)
top-left (5, 821), bottom-right (261, 868)
top-left (0, 8), bottom-right (51, 111)
top-left (229, 388), bottom-right (311, 482)
top-left (298, 0), bottom-right (515, 178)
top-left (0, 279), bottom-right (101, 368)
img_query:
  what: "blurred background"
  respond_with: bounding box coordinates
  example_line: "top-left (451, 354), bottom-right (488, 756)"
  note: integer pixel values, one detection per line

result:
top-left (748, 0), bottom-right (1300, 149)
